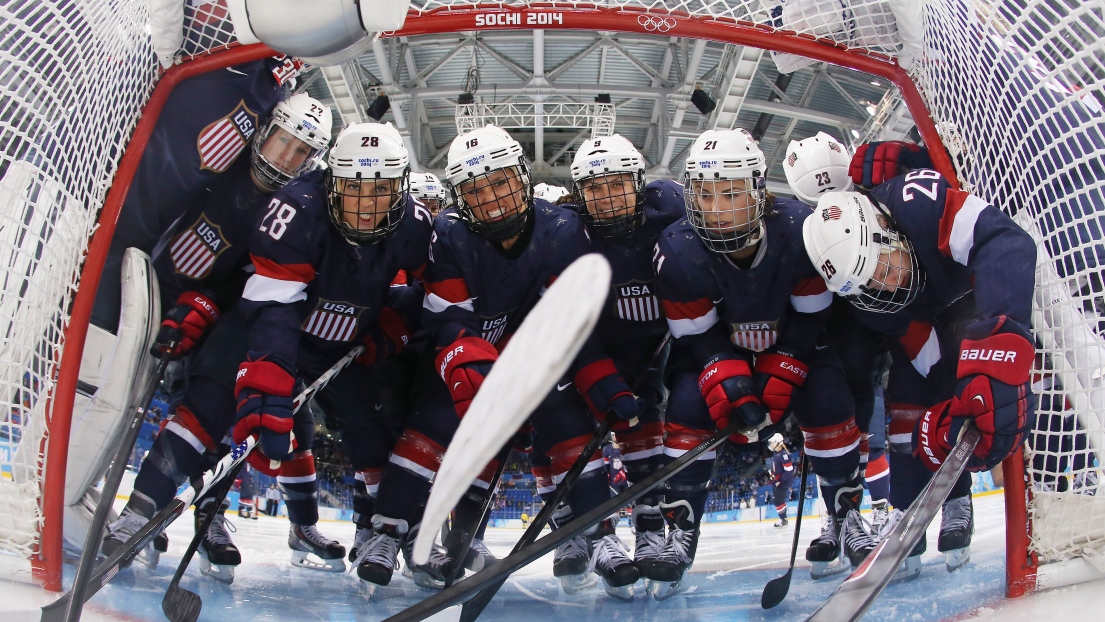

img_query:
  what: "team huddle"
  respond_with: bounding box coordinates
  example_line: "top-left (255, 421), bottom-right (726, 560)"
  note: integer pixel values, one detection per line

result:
top-left (102, 58), bottom-right (1037, 605)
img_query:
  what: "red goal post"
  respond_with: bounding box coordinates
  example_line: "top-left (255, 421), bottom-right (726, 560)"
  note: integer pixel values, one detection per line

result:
top-left (5, 0), bottom-right (1101, 599)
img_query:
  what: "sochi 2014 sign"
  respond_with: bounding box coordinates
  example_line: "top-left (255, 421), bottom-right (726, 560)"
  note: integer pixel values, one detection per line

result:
top-left (474, 12), bottom-right (564, 27)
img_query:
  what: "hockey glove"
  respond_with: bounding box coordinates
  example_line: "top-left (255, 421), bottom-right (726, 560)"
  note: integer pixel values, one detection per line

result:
top-left (849, 141), bottom-right (933, 190)
top-left (152, 291), bottom-right (219, 359)
top-left (753, 351), bottom-right (809, 425)
top-left (233, 355), bottom-right (297, 473)
top-left (698, 357), bottom-right (768, 444)
top-left (511, 423), bottom-right (535, 454)
top-left (574, 359), bottom-right (641, 431)
top-left (436, 336), bottom-right (498, 417)
top-left (356, 308), bottom-right (413, 366)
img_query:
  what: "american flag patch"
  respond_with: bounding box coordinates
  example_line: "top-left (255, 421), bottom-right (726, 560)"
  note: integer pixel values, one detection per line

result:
top-left (615, 282), bottom-right (661, 322)
top-left (170, 215), bottom-right (230, 279)
top-left (822, 206), bottom-right (842, 221)
top-left (481, 313), bottom-right (510, 345)
top-left (729, 321), bottom-right (778, 352)
top-left (302, 299), bottom-right (365, 342)
top-left (197, 101), bottom-right (257, 173)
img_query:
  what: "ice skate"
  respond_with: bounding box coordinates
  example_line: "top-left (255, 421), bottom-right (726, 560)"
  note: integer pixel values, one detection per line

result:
top-left (841, 509), bottom-right (878, 567)
top-left (237, 501), bottom-right (255, 520)
top-left (630, 504), bottom-right (665, 582)
top-left (806, 514), bottom-right (848, 579)
top-left (869, 500), bottom-right (890, 537)
top-left (882, 509), bottom-right (924, 581)
top-left (101, 492), bottom-right (160, 570)
top-left (195, 497), bottom-right (241, 584)
top-left (289, 522), bottom-right (346, 572)
top-left (352, 517), bottom-right (403, 589)
top-left (589, 519), bottom-right (639, 602)
top-left (442, 527), bottom-right (498, 573)
top-left (551, 505), bottom-right (596, 594)
top-left (649, 500), bottom-right (698, 601)
top-left (401, 523), bottom-right (455, 589)
top-left (938, 496), bottom-right (974, 571)
top-left (773, 517), bottom-right (789, 528)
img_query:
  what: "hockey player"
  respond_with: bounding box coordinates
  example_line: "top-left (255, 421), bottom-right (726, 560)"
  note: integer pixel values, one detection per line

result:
top-left (355, 125), bottom-right (641, 600)
top-left (653, 127), bottom-right (865, 597)
top-left (410, 172), bottom-right (447, 216)
top-left (101, 94), bottom-right (333, 580)
top-left (803, 181), bottom-right (1038, 575)
top-left (768, 433), bottom-right (797, 528)
top-left (568, 134), bottom-right (683, 583)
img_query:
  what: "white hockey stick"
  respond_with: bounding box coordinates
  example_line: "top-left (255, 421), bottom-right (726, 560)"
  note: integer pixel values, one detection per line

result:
top-left (412, 253), bottom-right (611, 565)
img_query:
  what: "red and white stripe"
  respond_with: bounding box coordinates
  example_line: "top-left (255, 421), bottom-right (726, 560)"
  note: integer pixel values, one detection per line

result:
top-left (355, 469), bottom-right (383, 496)
top-left (546, 436), bottom-right (606, 485)
top-left (617, 295), bottom-right (661, 321)
top-left (303, 310), bottom-right (357, 342)
top-left (937, 189), bottom-right (989, 266)
top-left (482, 322), bottom-right (508, 345)
top-left (198, 117), bottom-right (247, 172)
top-left (170, 230), bottom-right (217, 279)
top-left (388, 430), bottom-right (445, 482)
top-left (887, 404), bottom-right (926, 450)
top-left (423, 277), bottom-right (475, 313)
top-left (617, 422), bottom-right (664, 462)
top-left (790, 277), bottom-right (833, 313)
top-left (899, 320), bottom-right (941, 377)
top-left (661, 297), bottom-right (718, 338)
top-left (277, 453), bottom-right (317, 485)
top-left (731, 329), bottom-right (778, 352)
top-left (865, 454), bottom-right (890, 483)
top-left (663, 423), bottom-right (716, 461)
top-left (802, 419), bottom-right (861, 459)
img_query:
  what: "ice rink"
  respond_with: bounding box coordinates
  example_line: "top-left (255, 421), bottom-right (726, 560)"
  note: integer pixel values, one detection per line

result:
top-left (3, 490), bottom-right (1104, 621)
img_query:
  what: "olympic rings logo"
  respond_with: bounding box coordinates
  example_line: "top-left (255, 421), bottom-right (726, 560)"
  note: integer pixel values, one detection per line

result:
top-left (638, 15), bottom-right (677, 32)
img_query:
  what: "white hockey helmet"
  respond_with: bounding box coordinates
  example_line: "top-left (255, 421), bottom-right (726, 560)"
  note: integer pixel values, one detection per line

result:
top-left (683, 128), bottom-right (768, 253)
top-left (767, 433), bottom-right (785, 452)
top-left (251, 93), bottom-right (333, 192)
top-left (534, 183), bottom-right (570, 203)
top-left (410, 172), bottom-right (446, 214)
top-left (326, 122), bottom-right (410, 244)
top-left (570, 134), bottom-right (646, 237)
top-left (802, 191), bottom-right (924, 313)
top-left (784, 132), bottom-right (853, 205)
top-left (445, 125), bottom-right (533, 242)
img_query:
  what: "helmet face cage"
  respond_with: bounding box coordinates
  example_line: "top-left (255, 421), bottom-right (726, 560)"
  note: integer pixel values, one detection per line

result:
top-left (850, 221), bottom-right (925, 313)
top-left (326, 169), bottom-right (409, 245)
top-left (252, 121), bottom-right (328, 192)
top-left (683, 173), bottom-right (767, 253)
top-left (449, 160), bottom-right (534, 242)
top-left (573, 171), bottom-right (645, 237)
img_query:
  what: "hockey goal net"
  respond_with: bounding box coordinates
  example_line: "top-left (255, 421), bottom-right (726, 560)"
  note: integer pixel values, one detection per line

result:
top-left (1, 0), bottom-right (1102, 598)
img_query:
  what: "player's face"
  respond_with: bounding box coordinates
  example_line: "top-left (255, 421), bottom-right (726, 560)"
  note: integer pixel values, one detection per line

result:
top-left (579, 173), bottom-right (637, 219)
top-left (421, 198), bottom-right (442, 216)
top-left (337, 177), bottom-right (398, 232)
top-left (691, 178), bottom-right (757, 233)
top-left (258, 126), bottom-right (313, 176)
top-left (867, 248), bottom-right (913, 293)
top-left (459, 167), bottom-right (527, 223)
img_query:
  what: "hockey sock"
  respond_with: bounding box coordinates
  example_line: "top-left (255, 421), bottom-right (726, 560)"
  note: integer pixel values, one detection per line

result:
top-left (865, 452), bottom-right (891, 505)
top-left (616, 422), bottom-right (665, 507)
top-left (353, 468), bottom-right (382, 529)
top-left (374, 429), bottom-right (445, 526)
top-left (132, 408), bottom-right (215, 509)
top-left (279, 452), bottom-right (319, 526)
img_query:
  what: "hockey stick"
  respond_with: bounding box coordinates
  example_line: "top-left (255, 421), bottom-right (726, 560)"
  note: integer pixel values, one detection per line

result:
top-left (805, 422), bottom-right (981, 622)
top-left (384, 408), bottom-right (759, 622)
top-left (63, 346), bottom-right (175, 622)
top-left (161, 344), bottom-right (365, 622)
top-left (442, 447), bottom-right (512, 589)
top-left (761, 452), bottom-right (811, 609)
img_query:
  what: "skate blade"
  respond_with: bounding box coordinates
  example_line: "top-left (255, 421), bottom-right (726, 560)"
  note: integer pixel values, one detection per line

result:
top-left (140, 546), bottom-right (160, 571)
top-left (650, 575), bottom-right (688, 601)
top-left (809, 558), bottom-right (850, 580)
top-left (944, 547), bottom-right (970, 571)
top-left (602, 580), bottom-right (634, 602)
top-left (412, 570), bottom-right (445, 590)
top-left (559, 573), bottom-right (598, 595)
top-left (199, 557), bottom-right (236, 585)
top-left (359, 580), bottom-right (379, 599)
top-left (290, 549), bottom-right (346, 572)
top-left (891, 555), bottom-right (922, 582)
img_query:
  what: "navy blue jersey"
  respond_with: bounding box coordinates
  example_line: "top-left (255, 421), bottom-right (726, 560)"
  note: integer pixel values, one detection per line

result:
top-left (150, 156), bottom-right (266, 309)
top-left (587, 180), bottom-right (684, 373)
top-left (654, 198), bottom-right (833, 367)
top-left (772, 449), bottom-right (796, 483)
top-left (421, 200), bottom-right (591, 349)
top-left (239, 170), bottom-right (433, 375)
top-left (851, 170), bottom-right (1036, 378)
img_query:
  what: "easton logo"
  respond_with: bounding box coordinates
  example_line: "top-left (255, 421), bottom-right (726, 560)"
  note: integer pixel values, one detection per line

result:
top-left (170, 215), bottom-right (231, 279)
top-left (301, 299), bottom-right (366, 342)
top-left (197, 100), bottom-right (258, 173)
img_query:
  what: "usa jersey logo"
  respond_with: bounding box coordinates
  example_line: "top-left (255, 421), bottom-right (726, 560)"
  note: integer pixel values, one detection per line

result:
top-left (481, 312), bottom-right (511, 345)
top-left (169, 215), bottom-right (230, 279)
top-left (729, 320), bottom-right (778, 352)
top-left (302, 299), bottom-right (366, 342)
top-left (197, 101), bottom-right (257, 173)
top-left (615, 281), bottom-right (660, 322)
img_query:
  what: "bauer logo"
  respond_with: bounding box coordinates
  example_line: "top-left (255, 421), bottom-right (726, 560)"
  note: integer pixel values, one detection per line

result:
top-left (301, 299), bottom-right (366, 342)
top-left (170, 215), bottom-right (231, 280)
top-left (197, 100), bottom-right (258, 173)
top-left (960, 348), bottom-right (1018, 363)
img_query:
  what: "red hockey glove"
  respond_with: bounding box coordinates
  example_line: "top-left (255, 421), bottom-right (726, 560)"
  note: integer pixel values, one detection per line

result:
top-left (912, 399), bottom-right (955, 471)
top-left (356, 308), bottom-right (413, 366)
top-left (152, 291), bottom-right (219, 359)
top-left (435, 336), bottom-right (499, 417)
top-left (233, 355), bottom-right (296, 473)
top-left (849, 141), bottom-right (933, 190)
top-left (574, 359), bottom-right (641, 431)
top-left (753, 352), bottom-right (809, 425)
top-left (698, 358), bottom-right (767, 443)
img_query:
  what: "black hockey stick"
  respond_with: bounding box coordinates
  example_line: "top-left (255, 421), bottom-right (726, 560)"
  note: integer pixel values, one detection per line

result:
top-left (383, 405), bottom-right (758, 622)
top-left (761, 452), bottom-right (810, 609)
top-left (443, 447), bottom-right (512, 589)
top-left (63, 345), bottom-right (175, 622)
top-left (161, 345), bottom-right (364, 622)
top-left (805, 422), bottom-right (981, 622)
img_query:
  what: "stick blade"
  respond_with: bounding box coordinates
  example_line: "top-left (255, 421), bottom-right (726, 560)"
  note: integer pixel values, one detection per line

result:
top-left (413, 254), bottom-right (611, 565)
top-left (760, 569), bottom-right (793, 609)
top-left (161, 586), bottom-right (203, 622)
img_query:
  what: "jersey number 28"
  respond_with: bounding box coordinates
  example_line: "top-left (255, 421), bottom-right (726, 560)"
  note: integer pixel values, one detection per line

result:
top-left (260, 198), bottom-right (296, 240)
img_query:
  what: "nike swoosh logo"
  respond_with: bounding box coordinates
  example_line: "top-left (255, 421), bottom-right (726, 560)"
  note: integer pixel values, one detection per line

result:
top-left (712, 298), bottom-right (724, 305)
top-left (374, 403), bottom-right (384, 411)
top-left (454, 382), bottom-right (462, 391)
top-left (557, 382), bottom-right (572, 391)
top-left (972, 395), bottom-right (986, 406)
